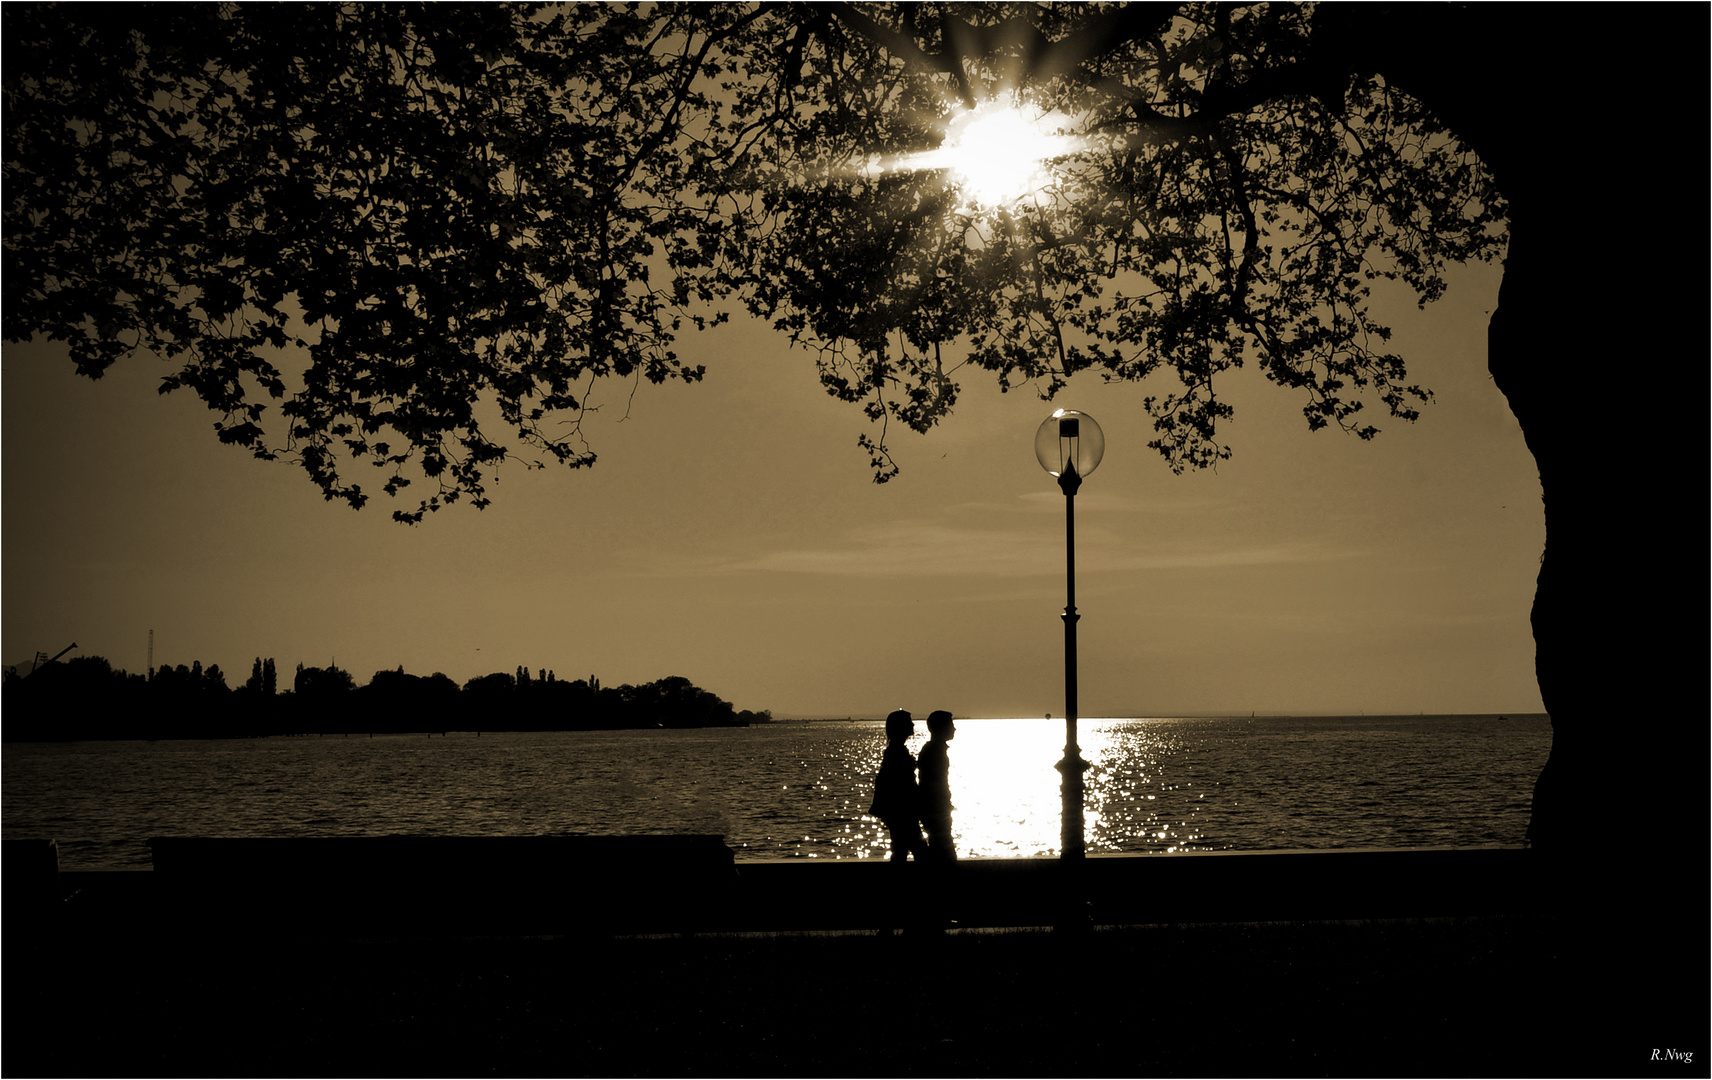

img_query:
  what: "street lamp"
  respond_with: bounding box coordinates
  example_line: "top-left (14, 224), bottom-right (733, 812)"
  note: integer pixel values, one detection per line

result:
top-left (1035, 408), bottom-right (1104, 863)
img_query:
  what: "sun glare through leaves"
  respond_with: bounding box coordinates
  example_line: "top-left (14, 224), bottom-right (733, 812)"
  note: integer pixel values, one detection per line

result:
top-left (865, 97), bottom-right (1093, 212)
top-left (935, 100), bottom-right (1089, 208)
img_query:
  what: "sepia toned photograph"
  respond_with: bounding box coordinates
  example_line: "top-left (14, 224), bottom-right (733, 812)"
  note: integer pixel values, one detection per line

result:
top-left (4, 4), bottom-right (1704, 1076)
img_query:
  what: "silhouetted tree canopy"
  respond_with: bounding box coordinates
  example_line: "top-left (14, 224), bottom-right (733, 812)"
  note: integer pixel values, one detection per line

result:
top-left (5, 2), bottom-right (1496, 505)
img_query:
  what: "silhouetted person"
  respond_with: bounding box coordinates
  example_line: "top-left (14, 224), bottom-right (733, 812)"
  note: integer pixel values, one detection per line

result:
top-left (869, 709), bottom-right (925, 863)
top-left (918, 711), bottom-right (957, 865)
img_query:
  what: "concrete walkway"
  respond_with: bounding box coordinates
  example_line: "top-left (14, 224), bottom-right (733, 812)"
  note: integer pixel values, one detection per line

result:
top-left (11, 836), bottom-right (1543, 938)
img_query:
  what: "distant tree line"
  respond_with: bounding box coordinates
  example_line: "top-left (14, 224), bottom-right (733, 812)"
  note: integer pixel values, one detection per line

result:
top-left (1, 656), bottom-right (770, 741)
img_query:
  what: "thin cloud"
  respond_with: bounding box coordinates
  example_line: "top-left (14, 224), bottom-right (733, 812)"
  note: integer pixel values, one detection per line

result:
top-left (718, 521), bottom-right (1348, 578)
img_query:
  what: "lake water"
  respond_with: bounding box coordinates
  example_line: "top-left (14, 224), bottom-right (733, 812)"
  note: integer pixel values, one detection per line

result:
top-left (3, 714), bottom-right (1550, 871)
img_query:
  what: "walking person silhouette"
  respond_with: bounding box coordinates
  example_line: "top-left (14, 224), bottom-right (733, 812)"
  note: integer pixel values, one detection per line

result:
top-left (917, 711), bottom-right (957, 864)
top-left (870, 709), bottom-right (925, 862)
top-left (916, 710), bottom-right (958, 931)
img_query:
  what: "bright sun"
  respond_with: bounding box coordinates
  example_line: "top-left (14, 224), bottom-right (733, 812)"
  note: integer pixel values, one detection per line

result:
top-left (939, 101), bottom-right (1080, 206)
top-left (864, 98), bottom-right (1090, 210)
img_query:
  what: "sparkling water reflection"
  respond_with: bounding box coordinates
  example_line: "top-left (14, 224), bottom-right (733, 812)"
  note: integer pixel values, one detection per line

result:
top-left (3, 715), bottom-right (1549, 870)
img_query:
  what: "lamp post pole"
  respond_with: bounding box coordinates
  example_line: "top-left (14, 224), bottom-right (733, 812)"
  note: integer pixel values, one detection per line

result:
top-left (1035, 409), bottom-right (1103, 871)
top-left (1057, 464), bottom-right (1088, 862)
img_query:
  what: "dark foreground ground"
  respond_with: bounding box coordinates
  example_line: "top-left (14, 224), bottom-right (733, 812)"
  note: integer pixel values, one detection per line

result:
top-left (5, 912), bottom-right (1701, 1078)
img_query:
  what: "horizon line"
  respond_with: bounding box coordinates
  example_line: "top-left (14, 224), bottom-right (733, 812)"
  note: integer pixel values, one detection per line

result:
top-left (779, 710), bottom-right (1550, 721)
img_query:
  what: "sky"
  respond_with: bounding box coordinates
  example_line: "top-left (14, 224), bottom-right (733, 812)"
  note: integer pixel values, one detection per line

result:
top-left (2, 254), bottom-right (1545, 719)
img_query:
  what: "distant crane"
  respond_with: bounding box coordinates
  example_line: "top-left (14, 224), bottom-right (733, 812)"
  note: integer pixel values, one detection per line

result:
top-left (28, 642), bottom-right (78, 675)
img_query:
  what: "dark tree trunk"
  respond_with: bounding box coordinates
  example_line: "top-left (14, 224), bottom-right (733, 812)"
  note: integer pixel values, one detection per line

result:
top-left (1488, 138), bottom-right (1705, 1080)
top-left (1324, 0), bottom-right (1706, 879)
top-left (1344, 4), bottom-right (1709, 1063)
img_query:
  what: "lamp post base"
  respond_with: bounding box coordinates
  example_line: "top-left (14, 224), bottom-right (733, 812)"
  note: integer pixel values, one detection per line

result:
top-left (1055, 749), bottom-right (1094, 934)
top-left (1056, 749), bottom-right (1089, 861)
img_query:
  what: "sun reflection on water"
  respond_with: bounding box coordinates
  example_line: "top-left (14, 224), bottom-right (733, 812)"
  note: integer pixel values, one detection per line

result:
top-left (939, 717), bottom-right (1217, 857)
top-left (729, 714), bottom-right (1547, 859)
top-left (947, 717), bottom-right (1078, 858)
